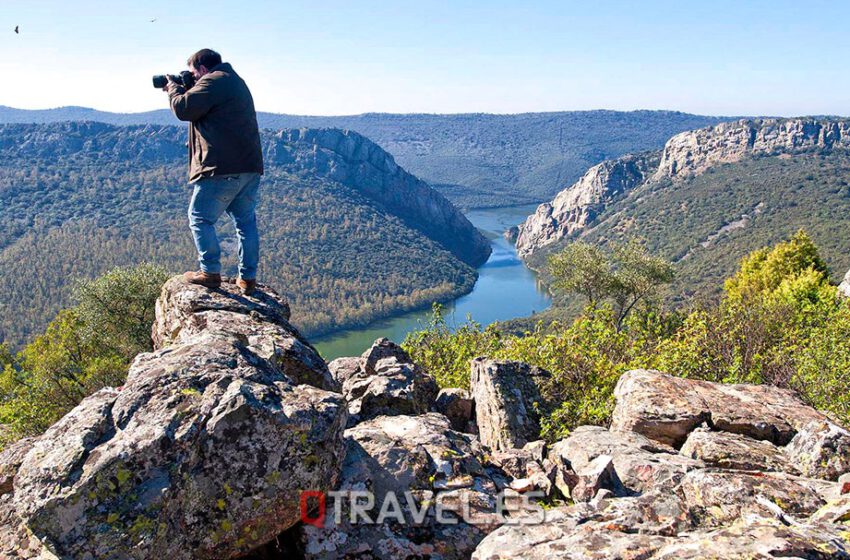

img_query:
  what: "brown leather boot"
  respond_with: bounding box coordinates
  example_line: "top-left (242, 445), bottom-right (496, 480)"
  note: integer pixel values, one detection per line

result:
top-left (183, 270), bottom-right (222, 289)
top-left (237, 277), bottom-right (257, 296)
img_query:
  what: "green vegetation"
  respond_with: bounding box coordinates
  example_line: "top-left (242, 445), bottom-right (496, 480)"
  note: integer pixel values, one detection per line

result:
top-left (519, 151), bottom-right (850, 333)
top-left (0, 123), bottom-right (477, 349)
top-left (0, 264), bottom-right (168, 445)
top-left (548, 240), bottom-right (673, 329)
top-left (405, 232), bottom-right (850, 441)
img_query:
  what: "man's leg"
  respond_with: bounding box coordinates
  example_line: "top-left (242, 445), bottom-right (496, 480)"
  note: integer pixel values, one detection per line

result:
top-left (188, 176), bottom-right (242, 275)
top-left (225, 173), bottom-right (261, 282)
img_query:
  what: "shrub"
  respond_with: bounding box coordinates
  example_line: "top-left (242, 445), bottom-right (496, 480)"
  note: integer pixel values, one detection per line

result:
top-left (0, 263), bottom-right (168, 446)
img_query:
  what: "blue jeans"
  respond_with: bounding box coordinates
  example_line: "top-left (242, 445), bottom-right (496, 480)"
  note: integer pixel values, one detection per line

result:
top-left (188, 172), bottom-right (260, 278)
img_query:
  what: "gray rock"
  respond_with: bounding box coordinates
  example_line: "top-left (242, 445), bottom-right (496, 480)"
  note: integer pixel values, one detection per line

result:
top-left (680, 427), bottom-right (798, 474)
top-left (152, 276), bottom-right (337, 391)
top-left (839, 268), bottom-right (850, 298)
top-left (326, 356), bottom-right (363, 386)
top-left (0, 438), bottom-right (37, 497)
top-left (810, 495), bottom-right (850, 524)
top-left (611, 369), bottom-right (829, 448)
top-left (470, 358), bottom-right (548, 451)
top-left (651, 519), bottom-right (850, 559)
top-left (785, 419), bottom-right (850, 481)
top-left (12, 278), bottom-right (348, 560)
top-left (299, 413), bottom-right (510, 560)
top-left (678, 469), bottom-right (832, 526)
top-left (515, 152), bottom-right (659, 258)
top-left (550, 425), bottom-right (703, 498)
top-left (570, 454), bottom-right (623, 502)
top-left (472, 492), bottom-right (690, 560)
top-left (340, 339), bottom-right (438, 425)
top-left (654, 118), bottom-right (850, 180)
top-left (434, 388), bottom-right (475, 432)
top-left (0, 494), bottom-right (55, 560)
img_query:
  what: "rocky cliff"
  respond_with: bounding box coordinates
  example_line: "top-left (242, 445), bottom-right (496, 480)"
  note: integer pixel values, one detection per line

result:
top-left (515, 117), bottom-right (850, 258)
top-left (514, 152), bottom-right (659, 257)
top-left (267, 128), bottom-right (491, 267)
top-left (654, 117), bottom-right (850, 180)
top-left (2, 280), bottom-right (849, 558)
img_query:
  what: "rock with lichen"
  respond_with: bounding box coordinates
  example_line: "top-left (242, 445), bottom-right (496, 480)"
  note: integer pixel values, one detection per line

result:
top-left (11, 276), bottom-right (348, 560)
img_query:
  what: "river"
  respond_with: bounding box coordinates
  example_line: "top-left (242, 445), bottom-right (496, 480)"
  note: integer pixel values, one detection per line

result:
top-left (313, 204), bottom-right (551, 360)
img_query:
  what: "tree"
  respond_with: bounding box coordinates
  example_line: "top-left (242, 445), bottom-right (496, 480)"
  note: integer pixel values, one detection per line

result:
top-left (547, 240), bottom-right (674, 329)
top-left (0, 263), bottom-right (170, 445)
top-left (73, 262), bottom-right (170, 360)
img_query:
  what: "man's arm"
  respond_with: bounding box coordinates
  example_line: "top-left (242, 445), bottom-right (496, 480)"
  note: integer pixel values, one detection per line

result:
top-left (167, 77), bottom-right (216, 122)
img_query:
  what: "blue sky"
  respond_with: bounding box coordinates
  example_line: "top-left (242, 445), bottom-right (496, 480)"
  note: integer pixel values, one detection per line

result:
top-left (2, 0), bottom-right (848, 116)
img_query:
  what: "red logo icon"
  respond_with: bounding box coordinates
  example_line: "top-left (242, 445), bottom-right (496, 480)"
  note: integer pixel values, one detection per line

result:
top-left (300, 490), bottom-right (326, 527)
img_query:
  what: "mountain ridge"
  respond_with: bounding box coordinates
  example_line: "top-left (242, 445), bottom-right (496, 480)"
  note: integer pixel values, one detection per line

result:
top-left (0, 106), bottom-right (733, 208)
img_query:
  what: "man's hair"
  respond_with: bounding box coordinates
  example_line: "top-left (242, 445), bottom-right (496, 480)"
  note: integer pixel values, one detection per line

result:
top-left (187, 49), bottom-right (222, 71)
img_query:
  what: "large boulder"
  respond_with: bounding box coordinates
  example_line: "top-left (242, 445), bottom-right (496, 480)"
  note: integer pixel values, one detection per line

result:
top-left (11, 276), bottom-right (348, 560)
top-left (550, 425), bottom-right (703, 498)
top-left (298, 414), bottom-right (514, 559)
top-left (611, 369), bottom-right (850, 480)
top-left (334, 338), bottom-right (439, 425)
top-left (153, 276), bottom-right (337, 391)
top-left (470, 358), bottom-right (548, 451)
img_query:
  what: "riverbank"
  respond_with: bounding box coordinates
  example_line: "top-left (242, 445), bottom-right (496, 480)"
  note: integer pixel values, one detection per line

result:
top-left (314, 204), bottom-right (551, 360)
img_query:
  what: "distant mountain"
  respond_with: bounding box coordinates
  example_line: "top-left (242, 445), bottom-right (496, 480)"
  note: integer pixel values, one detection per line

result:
top-left (0, 106), bottom-right (733, 208)
top-left (517, 118), bottom-right (850, 309)
top-left (0, 122), bottom-right (490, 349)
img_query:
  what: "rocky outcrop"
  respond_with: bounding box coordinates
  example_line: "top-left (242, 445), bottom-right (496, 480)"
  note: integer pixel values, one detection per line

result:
top-left (297, 414), bottom-right (514, 559)
top-left (611, 369), bottom-right (850, 480)
top-left (329, 338), bottom-right (439, 426)
top-left (514, 152), bottom-right (659, 257)
top-left (515, 118), bottom-right (850, 258)
top-left (654, 118), bottom-right (850, 180)
top-left (8, 277), bottom-right (348, 560)
top-left (473, 369), bottom-right (850, 559)
top-left (550, 425), bottom-right (703, 499)
top-left (267, 128), bottom-right (491, 267)
top-left (470, 359), bottom-right (548, 451)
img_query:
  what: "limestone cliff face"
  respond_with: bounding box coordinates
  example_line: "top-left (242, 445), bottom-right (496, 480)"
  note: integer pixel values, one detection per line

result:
top-left (267, 128), bottom-right (492, 267)
top-left (515, 118), bottom-right (850, 258)
top-left (514, 152), bottom-right (659, 258)
top-left (654, 118), bottom-right (850, 179)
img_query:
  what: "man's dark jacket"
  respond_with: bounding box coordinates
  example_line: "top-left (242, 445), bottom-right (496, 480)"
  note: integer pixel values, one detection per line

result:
top-left (168, 62), bottom-right (264, 183)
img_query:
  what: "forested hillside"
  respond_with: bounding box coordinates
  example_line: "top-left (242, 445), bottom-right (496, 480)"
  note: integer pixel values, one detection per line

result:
top-left (0, 106), bottom-right (731, 208)
top-left (0, 122), bottom-right (487, 349)
top-left (517, 119), bottom-right (850, 329)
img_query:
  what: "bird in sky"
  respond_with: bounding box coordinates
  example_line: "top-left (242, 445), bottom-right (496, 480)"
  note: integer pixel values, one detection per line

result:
top-left (150, 18), bottom-right (157, 23)
top-left (14, 25), bottom-right (19, 34)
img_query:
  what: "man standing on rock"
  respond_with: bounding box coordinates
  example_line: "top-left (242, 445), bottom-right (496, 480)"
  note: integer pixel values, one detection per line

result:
top-left (163, 48), bottom-right (263, 295)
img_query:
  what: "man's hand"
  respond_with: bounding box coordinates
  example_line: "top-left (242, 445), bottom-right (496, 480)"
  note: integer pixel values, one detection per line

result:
top-left (162, 75), bottom-right (177, 92)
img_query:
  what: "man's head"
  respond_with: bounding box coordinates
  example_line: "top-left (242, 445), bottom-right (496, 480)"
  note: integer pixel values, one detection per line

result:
top-left (187, 48), bottom-right (222, 79)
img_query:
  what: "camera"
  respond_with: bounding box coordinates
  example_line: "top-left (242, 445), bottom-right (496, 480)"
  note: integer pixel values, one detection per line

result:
top-left (152, 71), bottom-right (196, 90)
